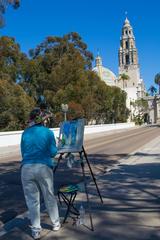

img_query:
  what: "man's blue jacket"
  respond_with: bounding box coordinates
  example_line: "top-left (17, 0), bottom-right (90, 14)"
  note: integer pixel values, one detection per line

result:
top-left (21, 124), bottom-right (57, 168)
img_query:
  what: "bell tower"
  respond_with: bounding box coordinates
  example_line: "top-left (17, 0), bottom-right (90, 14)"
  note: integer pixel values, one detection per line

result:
top-left (119, 17), bottom-right (139, 69)
top-left (118, 17), bottom-right (146, 121)
top-left (118, 17), bottom-right (142, 101)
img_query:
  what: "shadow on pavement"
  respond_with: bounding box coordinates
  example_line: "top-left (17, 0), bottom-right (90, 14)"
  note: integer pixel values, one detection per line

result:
top-left (0, 161), bottom-right (26, 227)
top-left (54, 153), bottom-right (121, 191)
top-left (83, 161), bottom-right (160, 240)
top-left (1, 154), bottom-right (160, 239)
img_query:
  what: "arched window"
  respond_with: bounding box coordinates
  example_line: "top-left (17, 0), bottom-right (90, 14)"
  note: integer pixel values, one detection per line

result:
top-left (125, 41), bottom-right (128, 49)
top-left (126, 55), bottom-right (129, 65)
top-left (132, 54), bottom-right (134, 64)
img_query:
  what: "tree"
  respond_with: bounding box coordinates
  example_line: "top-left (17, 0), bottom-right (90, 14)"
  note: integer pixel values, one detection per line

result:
top-left (0, 35), bottom-right (36, 131)
top-left (0, 36), bottom-right (28, 83)
top-left (0, 32), bottom-right (129, 129)
top-left (23, 32), bottom-right (93, 102)
top-left (148, 85), bottom-right (157, 96)
top-left (0, 79), bottom-right (35, 131)
top-left (119, 73), bottom-right (130, 89)
top-left (0, 0), bottom-right (20, 27)
top-left (132, 98), bottom-right (148, 125)
top-left (111, 87), bottom-right (129, 123)
top-left (22, 32), bottom-right (130, 126)
top-left (154, 73), bottom-right (160, 94)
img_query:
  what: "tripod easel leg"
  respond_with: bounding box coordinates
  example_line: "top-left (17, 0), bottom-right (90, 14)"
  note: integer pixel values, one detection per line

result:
top-left (80, 160), bottom-right (94, 231)
top-left (54, 153), bottom-right (64, 174)
top-left (82, 146), bottom-right (103, 204)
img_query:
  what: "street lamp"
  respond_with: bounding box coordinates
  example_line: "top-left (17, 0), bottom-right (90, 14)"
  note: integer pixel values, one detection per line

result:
top-left (61, 103), bottom-right (68, 121)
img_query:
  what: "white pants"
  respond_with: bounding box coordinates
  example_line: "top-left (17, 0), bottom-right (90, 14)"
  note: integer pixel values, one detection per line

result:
top-left (21, 164), bottom-right (59, 229)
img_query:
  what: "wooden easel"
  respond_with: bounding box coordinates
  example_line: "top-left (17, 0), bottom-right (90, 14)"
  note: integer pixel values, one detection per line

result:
top-left (54, 145), bottom-right (103, 231)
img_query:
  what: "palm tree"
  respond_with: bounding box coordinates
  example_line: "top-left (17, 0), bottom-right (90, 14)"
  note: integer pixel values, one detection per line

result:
top-left (119, 73), bottom-right (130, 89)
top-left (148, 85), bottom-right (157, 96)
top-left (154, 73), bottom-right (160, 95)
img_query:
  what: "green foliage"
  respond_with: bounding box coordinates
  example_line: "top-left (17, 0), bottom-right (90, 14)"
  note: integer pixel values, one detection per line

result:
top-left (132, 98), bottom-right (148, 125)
top-left (0, 36), bottom-right (28, 83)
top-left (0, 33), bottom-right (129, 130)
top-left (24, 33), bottom-right (96, 123)
top-left (133, 98), bottom-right (148, 111)
top-left (119, 73), bottom-right (130, 89)
top-left (148, 85), bottom-right (157, 96)
top-left (119, 73), bottom-right (129, 80)
top-left (0, 0), bottom-right (20, 28)
top-left (154, 73), bottom-right (160, 94)
top-left (0, 79), bottom-right (35, 131)
top-left (133, 114), bottom-right (144, 125)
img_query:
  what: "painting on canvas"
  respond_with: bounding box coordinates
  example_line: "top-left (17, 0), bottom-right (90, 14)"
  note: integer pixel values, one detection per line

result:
top-left (57, 118), bottom-right (85, 153)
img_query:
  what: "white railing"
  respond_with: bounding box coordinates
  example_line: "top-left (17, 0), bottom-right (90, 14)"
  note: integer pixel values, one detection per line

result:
top-left (0, 122), bottom-right (135, 148)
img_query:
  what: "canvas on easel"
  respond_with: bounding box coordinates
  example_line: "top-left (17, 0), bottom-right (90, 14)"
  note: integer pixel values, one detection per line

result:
top-left (57, 118), bottom-right (85, 153)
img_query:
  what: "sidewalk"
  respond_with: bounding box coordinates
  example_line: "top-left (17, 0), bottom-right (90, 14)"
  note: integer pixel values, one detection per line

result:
top-left (1, 135), bottom-right (160, 240)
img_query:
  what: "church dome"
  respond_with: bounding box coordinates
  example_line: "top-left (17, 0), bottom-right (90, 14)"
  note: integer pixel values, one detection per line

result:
top-left (92, 54), bottom-right (117, 86)
top-left (93, 66), bottom-right (117, 86)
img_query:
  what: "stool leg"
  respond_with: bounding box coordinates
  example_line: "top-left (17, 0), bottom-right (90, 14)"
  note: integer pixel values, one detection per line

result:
top-left (58, 191), bottom-right (79, 224)
top-left (70, 192), bottom-right (79, 215)
top-left (58, 192), bottom-right (62, 205)
top-left (63, 193), bottom-right (74, 223)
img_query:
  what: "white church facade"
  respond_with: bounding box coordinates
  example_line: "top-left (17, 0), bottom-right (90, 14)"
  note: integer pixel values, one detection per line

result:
top-left (118, 17), bottom-right (146, 110)
top-left (92, 17), bottom-right (146, 120)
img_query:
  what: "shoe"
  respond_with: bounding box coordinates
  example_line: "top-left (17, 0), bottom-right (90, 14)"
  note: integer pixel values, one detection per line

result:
top-left (31, 227), bottom-right (41, 239)
top-left (52, 222), bottom-right (61, 231)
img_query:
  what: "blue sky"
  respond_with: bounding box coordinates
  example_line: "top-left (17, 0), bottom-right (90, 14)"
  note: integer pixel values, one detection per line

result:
top-left (1, 0), bottom-right (160, 90)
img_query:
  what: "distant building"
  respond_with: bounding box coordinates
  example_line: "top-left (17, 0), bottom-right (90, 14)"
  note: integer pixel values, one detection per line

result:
top-left (118, 17), bottom-right (146, 110)
top-left (92, 17), bottom-right (147, 122)
top-left (92, 54), bottom-right (117, 87)
top-left (144, 95), bottom-right (160, 124)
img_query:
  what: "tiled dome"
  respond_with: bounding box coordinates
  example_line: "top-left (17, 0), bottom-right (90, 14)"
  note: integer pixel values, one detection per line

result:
top-left (93, 66), bottom-right (116, 86)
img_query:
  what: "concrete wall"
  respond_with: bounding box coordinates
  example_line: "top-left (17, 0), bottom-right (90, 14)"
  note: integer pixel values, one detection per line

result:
top-left (0, 122), bottom-right (135, 147)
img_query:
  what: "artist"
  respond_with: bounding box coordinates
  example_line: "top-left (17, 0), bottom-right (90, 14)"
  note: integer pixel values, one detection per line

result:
top-left (20, 108), bottom-right (60, 239)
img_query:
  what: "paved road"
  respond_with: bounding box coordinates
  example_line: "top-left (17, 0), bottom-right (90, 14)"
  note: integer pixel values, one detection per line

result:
top-left (0, 125), bottom-right (160, 228)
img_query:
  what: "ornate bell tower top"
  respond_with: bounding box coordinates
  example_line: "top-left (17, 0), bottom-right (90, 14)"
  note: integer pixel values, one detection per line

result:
top-left (122, 18), bottom-right (135, 41)
top-left (119, 17), bottom-right (138, 68)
